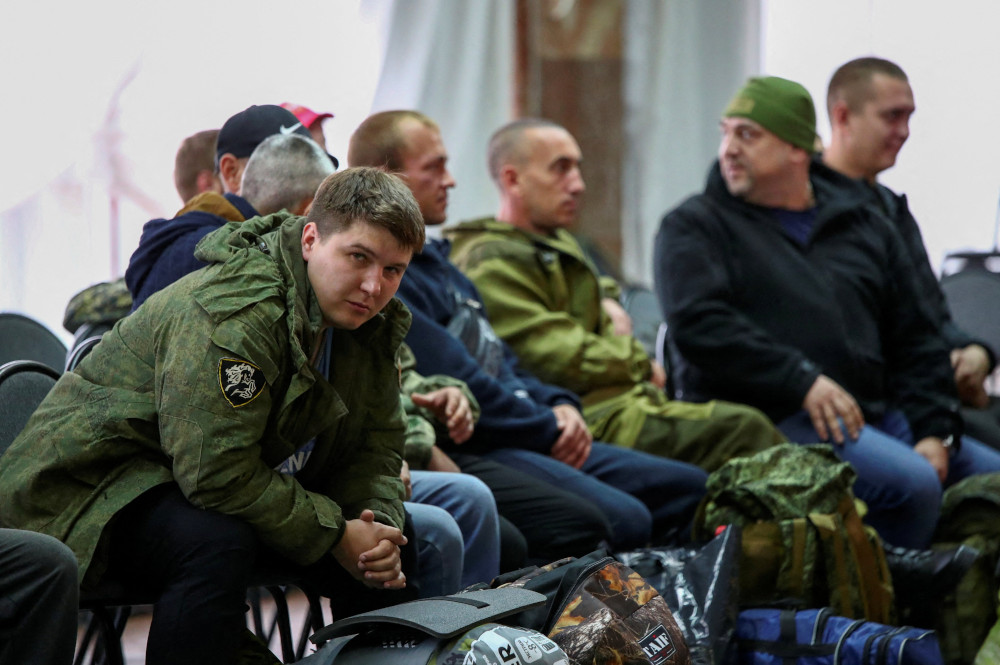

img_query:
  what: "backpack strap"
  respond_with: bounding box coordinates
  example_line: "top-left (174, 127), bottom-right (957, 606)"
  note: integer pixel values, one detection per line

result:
top-left (310, 587), bottom-right (547, 643)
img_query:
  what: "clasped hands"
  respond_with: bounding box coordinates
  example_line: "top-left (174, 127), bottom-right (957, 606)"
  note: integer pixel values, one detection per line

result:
top-left (332, 509), bottom-right (408, 589)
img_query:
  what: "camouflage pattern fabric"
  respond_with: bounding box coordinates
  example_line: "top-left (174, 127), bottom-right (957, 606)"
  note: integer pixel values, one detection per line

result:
top-left (398, 342), bottom-right (480, 469)
top-left (975, 590), bottom-right (1000, 665)
top-left (548, 561), bottom-right (689, 665)
top-left (695, 444), bottom-right (895, 625)
top-left (62, 278), bottom-right (132, 334)
top-left (445, 217), bottom-right (786, 473)
top-left (499, 556), bottom-right (690, 665)
top-left (933, 472), bottom-right (1000, 664)
top-left (0, 212), bottom-right (409, 588)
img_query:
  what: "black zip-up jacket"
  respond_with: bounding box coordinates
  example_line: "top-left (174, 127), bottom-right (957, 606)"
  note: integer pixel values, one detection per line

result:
top-left (654, 158), bottom-right (961, 442)
top-left (867, 182), bottom-right (996, 369)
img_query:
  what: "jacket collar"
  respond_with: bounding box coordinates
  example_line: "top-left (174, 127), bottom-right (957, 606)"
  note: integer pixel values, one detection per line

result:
top-left (703, 157), bottom-right (876, 228)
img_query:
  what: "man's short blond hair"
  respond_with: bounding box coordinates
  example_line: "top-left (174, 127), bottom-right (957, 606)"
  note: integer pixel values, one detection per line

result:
top-left (347, 110), bottom-right (439, 172)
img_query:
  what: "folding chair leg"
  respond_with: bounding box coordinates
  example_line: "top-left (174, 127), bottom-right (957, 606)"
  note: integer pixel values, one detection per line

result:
top-left (90, 605), bottom-right (126, 665)
top-left (295, 590), bottom-right (327, 660)
top-left (265, 585), bottom-right (295, 663)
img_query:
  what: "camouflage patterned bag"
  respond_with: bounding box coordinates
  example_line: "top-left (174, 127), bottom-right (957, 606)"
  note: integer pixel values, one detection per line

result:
top-left (694, 444), bottom-right (895, 625)
top-left (931, 473), bottom-right (1000, 664)
top-left (495, 552), bottom-right (690, 665)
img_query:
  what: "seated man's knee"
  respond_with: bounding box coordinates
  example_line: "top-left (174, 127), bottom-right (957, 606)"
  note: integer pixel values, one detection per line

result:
top-left (608, 501), bottom-right (652, 550)
top-left (30, 533), bottom-right (78, 583)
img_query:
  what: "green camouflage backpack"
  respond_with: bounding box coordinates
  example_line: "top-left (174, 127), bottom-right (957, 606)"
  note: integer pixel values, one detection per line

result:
top-left (693, 444), bottom-right (895, 625)
top-left (932, 472), bottom-right (1000, 664)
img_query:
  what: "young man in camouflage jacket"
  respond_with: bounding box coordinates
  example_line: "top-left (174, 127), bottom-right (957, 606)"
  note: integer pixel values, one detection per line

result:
top-left (0, 168), bottom-right (424, 665)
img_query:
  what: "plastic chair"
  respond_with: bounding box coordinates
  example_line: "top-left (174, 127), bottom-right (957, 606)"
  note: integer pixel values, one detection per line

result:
top-left (620, 285), bottom-right (663, 360)
top-left (65, 325), bottom-right (109, 372)
top-left (0, 359), bottom-right (59, 454)
top-left (0, 360), bottom-right (130, 665)
top-left (0, 312), bottom-right (68, 374)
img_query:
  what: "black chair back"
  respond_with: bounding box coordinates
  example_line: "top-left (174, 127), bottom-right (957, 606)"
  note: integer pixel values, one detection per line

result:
top-left (0, 312), bottom-right (68, 374)
top-left (0, 360), bottom-right (59, 456)
top-left (940, 269), bottom-right (1000, 362)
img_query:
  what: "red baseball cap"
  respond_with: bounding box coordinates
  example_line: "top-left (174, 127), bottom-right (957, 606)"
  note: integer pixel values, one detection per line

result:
top-left (280, 103), bottom-right (334, 129)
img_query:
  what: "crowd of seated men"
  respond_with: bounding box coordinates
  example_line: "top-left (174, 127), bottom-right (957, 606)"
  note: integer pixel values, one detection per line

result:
top-left (2, 55), bottom-right (998, 665)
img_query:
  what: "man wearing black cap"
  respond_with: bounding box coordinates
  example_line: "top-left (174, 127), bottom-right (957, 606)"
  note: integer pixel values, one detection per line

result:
top-left (126, 105), bottom-right (329, 309)
top-left (654, 76), bottom-right (1000, 550)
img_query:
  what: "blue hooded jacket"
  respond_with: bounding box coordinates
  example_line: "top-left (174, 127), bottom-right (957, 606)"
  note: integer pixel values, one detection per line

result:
top-left (125, 192), bottom-right (259, 309)
top-left (395, 238), bottom-right (579, 454)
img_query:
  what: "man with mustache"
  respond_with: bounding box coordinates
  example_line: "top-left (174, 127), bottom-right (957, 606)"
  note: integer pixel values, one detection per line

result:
top-left (654, 76), bottom-right (1000, 549)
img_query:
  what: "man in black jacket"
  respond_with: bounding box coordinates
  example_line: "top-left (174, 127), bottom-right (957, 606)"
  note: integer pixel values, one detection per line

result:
top-left (655, 75), bottom-right (1000, 548)
top-left (822, 56), bottom-right (1000, 450)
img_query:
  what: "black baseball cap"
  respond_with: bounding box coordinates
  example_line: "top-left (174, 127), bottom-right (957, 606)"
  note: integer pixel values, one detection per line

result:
top-left (216, 104), bottom-right (339, 168)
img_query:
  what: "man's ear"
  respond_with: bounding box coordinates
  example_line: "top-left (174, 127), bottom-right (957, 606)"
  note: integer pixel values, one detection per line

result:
top-left (499, 164), bottom-right (518, 192)
top-left (829, 100), bottom-right (851, 130)
top-left (789, 146), bottom-right (811, 166)
top-left (218, 153), bottom-right (245, 194)
top-left (196, 169), bottom-right (223, 196)
top-left (301, 221), bottom-right (320, 260)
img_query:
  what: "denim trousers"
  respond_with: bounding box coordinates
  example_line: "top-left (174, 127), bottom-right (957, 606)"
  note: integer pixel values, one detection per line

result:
top-left (483, 442), bottom-right (708, 549)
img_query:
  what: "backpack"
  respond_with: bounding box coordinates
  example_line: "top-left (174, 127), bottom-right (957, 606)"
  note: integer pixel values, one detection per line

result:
top-left (735, 607), bottom-right (942, 665)
top-left (929, 473), bottom-right (1000, 664)
top-left (301, 588), bottom-right (568, 664)
top-left (693, 444), bottom-right (895, 625)
top-left (492, 550), bottom-right (691, 665)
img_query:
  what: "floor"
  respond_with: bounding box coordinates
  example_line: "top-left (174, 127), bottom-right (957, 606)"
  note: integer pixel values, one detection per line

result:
top-left (75, 589), bottom-right (319, 664)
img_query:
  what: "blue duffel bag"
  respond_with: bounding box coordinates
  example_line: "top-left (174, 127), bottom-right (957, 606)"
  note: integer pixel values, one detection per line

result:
top-left (735, 607), bottom-right (943, 665)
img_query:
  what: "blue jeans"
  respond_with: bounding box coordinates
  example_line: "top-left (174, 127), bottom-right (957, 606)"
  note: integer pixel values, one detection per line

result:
top-left (778, 409), bottom-right (1000, 548)
top-left (410, 471), bottom-right (500, 591)
top-left (483, 442), bottom-right (707, 549)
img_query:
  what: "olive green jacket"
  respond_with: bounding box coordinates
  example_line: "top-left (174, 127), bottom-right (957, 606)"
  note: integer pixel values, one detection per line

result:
top-left (0, 212), bottom-right (408, 587)
top-left (446, 217), bottom-right (652, 407)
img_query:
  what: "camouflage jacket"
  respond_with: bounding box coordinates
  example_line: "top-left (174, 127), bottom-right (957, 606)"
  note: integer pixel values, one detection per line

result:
top-left (0, 212), bottom-right (409, 587)
top-left (398, 343), bottom-right (480, 469)
top-left (447, 218), bottom-right (651, 406)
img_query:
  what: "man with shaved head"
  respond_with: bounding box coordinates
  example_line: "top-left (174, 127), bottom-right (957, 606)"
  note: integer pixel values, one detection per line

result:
top-left (448, 118), bottom-right (786, 476)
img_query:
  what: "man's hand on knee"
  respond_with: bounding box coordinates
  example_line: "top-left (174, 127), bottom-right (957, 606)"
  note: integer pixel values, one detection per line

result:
top-left (914, 437), bottom-right (949, 484)
top-left (551, 404), bottom-right (593, 469)
top-left (802, 375), bottom-right (864, 444)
